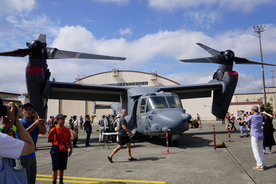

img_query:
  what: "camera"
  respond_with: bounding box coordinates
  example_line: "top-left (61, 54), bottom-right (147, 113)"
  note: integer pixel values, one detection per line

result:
top-left (0, 98), bottom-right (18, 118)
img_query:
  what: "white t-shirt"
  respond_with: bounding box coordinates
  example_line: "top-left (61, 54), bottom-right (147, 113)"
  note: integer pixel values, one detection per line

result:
top-left (104, 119), bottom-right (108, 130)
top-left (73, 120), bottom-right (78, 129)
top-left (0, 132), bottom-right (24, 171)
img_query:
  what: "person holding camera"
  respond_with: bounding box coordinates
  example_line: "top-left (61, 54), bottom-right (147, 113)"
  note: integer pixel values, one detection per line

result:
top-left (47, 114), bottom-right (72, 184)
top-left (0, 102), bottom-right (35, 168)
top-left (15, 102), bottom-right (46, 184)
top-left (83, 115), bottom-right (95, 147)
top-left (0, 101), bottom-right (35, 183)
top-left (242, 106), bottom-right (266, 170)
top-left (238, 110), bottom-right (249, 138)
top-left (262, 110), bottom-right (275, 154)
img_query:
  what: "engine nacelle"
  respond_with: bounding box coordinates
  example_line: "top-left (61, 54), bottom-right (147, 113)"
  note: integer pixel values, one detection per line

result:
top-left (212, 70), bottom-right (238, 119)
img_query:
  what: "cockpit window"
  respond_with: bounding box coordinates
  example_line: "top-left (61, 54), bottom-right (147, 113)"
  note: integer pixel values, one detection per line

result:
top-left (167, 96), bottom-right (182, 108)
top-left (140, 98), bottom-right (147, 114)
top-left (147, 97), bottom-right (168, 111)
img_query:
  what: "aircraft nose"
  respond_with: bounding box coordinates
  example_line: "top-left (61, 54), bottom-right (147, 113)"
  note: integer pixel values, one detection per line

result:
top-left (153, 110), bottom-right (190, 134)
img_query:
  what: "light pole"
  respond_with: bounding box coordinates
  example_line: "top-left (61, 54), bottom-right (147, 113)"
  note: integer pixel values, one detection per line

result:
top-left (253, 25), bottom-right (267, 109)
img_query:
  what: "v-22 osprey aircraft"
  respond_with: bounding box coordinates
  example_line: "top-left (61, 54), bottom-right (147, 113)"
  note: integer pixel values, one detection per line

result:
top-left (1, 34), bottom-right (275, 146)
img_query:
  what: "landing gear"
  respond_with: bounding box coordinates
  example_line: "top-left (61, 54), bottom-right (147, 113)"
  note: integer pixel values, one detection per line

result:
top-left (168, 137), bottom-right (178, 147)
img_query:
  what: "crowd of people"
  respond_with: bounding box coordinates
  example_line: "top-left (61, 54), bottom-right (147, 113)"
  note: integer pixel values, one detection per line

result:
top-left (1, 97), bottom-right (275, 184)
top-left (0, 98), bottom-right (130, 184)
top-left (224, 106), bottom-right (276, 171)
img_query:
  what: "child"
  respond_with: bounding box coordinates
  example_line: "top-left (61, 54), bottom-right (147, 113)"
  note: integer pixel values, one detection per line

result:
top-left (47, 114), bottom-right (73, 184)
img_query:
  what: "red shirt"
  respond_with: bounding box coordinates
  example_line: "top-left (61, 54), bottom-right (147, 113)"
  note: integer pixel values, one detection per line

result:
top-left (47, 126), bottom-right (71, 145)
top-left (50, 119), bottom-right (55, 127)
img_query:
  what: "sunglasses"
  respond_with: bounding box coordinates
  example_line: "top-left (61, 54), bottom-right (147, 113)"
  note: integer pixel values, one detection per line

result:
top-left (23, 108), bottom-right (33, 111)
top-left (0, 125), bottom-right (17, 134)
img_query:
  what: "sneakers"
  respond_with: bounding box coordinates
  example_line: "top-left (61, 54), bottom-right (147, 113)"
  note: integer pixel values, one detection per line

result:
top-left (246, 134), bottom-right (249, 137)
top-left (253, 166), bottom-right (266, 170)
top-left (129, 157), bottom-right (137, 161)
top-left (107, 156), bottom-right (113, 163)
top-left (269, 150), bottom-right (272, 154)
top-left (240, 135), bottom-right (244, 138)
top-left (263, 149), bottom-right (266, 154)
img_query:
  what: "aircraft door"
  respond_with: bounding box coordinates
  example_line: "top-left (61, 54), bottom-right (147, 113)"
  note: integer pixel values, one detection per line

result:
top-left (132, 101), bottom-right (138, 128)
top-left (136, 97), bottom-right (148, 132)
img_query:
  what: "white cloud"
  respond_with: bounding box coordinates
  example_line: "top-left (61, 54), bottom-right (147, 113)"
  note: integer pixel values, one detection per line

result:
top-left (148, 0), bottom-right (216, 10)
top-left (0, 14), bottom-right (59, 49)
top-left (147, 0), bottom-right (274, 12)
top-left (184, 11), bottom-right (220, 28)
top-left (0, 57), bottom-right (27, 93)
top-left (119, 28), bottom-right (132, 36)
top-left (165, 71), bottom-right (213, 85)
top-left (1, 23), bottom-right (276, 94)
top-left (0, 0), bottom-right (35, 17)
top-left (164, 71), bottom-right (270, 94)
top-left (235, 73), bottom-right (267, 94)
top-left (219, 0), bottom-right (274, 13)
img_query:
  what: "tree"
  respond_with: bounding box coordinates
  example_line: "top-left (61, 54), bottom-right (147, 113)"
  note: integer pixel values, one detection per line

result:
top-left (260, 102), bottom-right (273, 115)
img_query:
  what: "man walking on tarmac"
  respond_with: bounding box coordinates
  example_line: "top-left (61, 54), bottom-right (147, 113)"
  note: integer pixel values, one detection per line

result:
top-left (107, 109), bottom-right (136, 163)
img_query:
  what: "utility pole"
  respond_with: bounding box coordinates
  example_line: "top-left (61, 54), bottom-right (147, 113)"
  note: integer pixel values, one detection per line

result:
top-left (271, 69), bottom-right (275, 87)
top-left (253, 25), bottom-right (267, 109)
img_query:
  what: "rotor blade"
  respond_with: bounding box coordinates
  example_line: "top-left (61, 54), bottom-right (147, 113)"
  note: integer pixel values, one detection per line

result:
top-left (197, 43), bottom-right (220, 57)
top-left (235, 57), bottom-right (276, 66)
top-left (0, 48), bottom-right (31, 57)
top-left (37, 34), bottom-right (46, 43)
top-left (180, 57), bottom-right (221, 64)
top-left (47, 48), bottom-right (126, 60)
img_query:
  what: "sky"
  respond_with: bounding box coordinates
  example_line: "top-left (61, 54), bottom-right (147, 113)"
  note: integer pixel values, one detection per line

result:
top-left (0, 0), bottom-right (276, 95)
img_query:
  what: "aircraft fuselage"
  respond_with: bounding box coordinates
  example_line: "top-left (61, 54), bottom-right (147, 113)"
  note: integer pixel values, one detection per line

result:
top-left (122, 88), bottom-right (191, 142)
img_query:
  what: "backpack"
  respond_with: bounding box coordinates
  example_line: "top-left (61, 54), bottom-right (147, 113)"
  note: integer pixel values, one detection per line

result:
top-left (71, 122), bottom-right (74, 130)
top-left (20, 119), bottom-right (28, 129)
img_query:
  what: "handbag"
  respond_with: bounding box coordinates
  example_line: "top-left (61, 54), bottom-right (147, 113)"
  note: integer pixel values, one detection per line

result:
top-left (0, 158), bottom-right (27, 184)
top-left (54, 127), bottom-right (69, 152)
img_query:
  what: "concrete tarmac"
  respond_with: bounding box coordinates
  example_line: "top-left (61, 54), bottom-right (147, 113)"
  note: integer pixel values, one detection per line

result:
top-left (35, 121), bottom-right (276, 184)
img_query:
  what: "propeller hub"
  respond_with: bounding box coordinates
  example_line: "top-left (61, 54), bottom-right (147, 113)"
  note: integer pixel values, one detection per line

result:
top-left (223, 50), bottom-right (235, 61)
top-left (28, 40), bottom-right (46, 59)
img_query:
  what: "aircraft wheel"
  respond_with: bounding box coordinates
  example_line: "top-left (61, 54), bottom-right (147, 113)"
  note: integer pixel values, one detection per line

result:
top-left (188, 121), bottom-right (193, 128)
top-left (172, 140), bottom-right (178, 147)
top-left (168, 137), bottom-right (178, 147)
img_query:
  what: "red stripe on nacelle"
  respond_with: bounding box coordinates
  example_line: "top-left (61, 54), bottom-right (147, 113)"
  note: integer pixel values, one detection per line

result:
top-left (26, 66), bottom-right (44, 74)
top-left (225, 71), bottom-right (238, 79)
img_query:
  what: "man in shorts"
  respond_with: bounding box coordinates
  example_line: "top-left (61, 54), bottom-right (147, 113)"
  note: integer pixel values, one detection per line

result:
top-left (47, 114), bottom-right (72, 184)
top-left (107, 109), bottom-right (136, 163)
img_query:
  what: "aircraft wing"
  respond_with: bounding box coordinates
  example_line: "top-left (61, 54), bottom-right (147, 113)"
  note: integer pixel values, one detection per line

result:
top-left (159, 80), bottom-right (222, 99)
top-left (47, 81), bottom-right (127, 102)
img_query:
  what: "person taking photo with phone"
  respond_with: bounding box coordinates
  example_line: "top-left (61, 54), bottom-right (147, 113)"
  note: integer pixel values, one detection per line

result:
top-left (15, 102), bottom-right (46, 184)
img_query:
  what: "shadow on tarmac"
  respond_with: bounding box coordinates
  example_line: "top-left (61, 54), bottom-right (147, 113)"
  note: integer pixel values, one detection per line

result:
top-left (113, 156), bottom-right (166, 163)
top-left (128, 131), bottom-right (213, 149)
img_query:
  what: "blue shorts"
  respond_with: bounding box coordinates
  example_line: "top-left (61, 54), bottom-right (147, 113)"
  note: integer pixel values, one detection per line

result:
top-left (50, 145), bottom-right (68, 171)
top-left (118, 135), bottom-right (130, 145)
